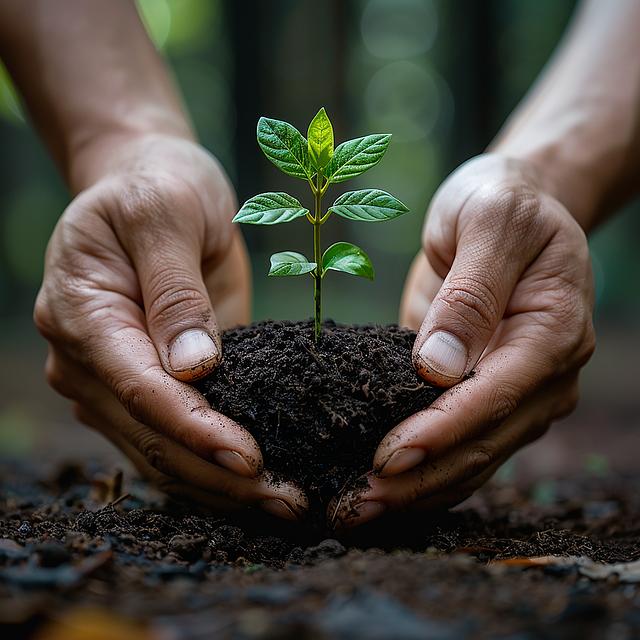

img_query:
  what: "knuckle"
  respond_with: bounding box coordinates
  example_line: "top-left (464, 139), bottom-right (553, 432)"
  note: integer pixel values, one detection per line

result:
top-left (116, 173), bottom-right (199, 234)
top-left (555, 293), bottom-right (582, 328)
top-left (547, 297), bottom-right (596, 372)
top-left (113, 376), bottom-right (147, 423)
top-left (470, 182), bottom-right (541, 237)
top-left (145, 275), bottom-right (210, 326)
top-left (547, 273), bottom-right (589, 322)
top-left (446, 425), bottom-right (465, 451)
top-left (440, 277), bottom-right (500, 334)
top-left (486, 384), bottom-right (520, 428)
top-left (45, 360), bottom-right (71, 398)
top-left (118, 175), bottom-right (172, 229)
top-left (465, 445), bottom-right (494, 477)
top-left (33, 294), bottom-right (56, 340)
top-left (509, 187), bottom-right (541, 234)
top-left (577, 323), bottom-right (596, 367)
top-left (138, 431), bottom-right (173, 476)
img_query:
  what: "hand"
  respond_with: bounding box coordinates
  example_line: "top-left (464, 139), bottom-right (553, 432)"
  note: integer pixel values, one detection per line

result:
top-left (331, 153), bottom-right (595, 528)
top-left (35, 133), bottom-right (307, 520)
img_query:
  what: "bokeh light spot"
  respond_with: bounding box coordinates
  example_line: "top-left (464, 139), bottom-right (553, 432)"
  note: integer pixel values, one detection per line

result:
top-left (361, 0), bottom-right (438, 59)
top-left (365, 60), bottom-right (447, 143)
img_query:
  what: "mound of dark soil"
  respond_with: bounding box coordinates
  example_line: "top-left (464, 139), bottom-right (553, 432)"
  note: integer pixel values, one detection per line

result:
top-left (197, 321), bottom-right (441, 510)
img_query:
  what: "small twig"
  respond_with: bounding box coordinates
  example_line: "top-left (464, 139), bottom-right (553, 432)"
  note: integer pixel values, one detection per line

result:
top-left (298, 338), bottom-right (324, 369)
top-left (329, 477), bottom-right (353, 528)
top-left (108, 493), bottom-right (131, 508)
top-left (329, 493), bottom-right (346, 528)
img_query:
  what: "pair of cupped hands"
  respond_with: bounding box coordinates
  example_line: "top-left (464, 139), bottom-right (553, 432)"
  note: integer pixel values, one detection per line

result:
top-left (36, 134), bottom-right (595, 528)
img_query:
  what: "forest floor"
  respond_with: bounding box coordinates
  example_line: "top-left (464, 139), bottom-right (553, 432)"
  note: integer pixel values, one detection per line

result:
top-left (1, 460), bottom-right (639, 640)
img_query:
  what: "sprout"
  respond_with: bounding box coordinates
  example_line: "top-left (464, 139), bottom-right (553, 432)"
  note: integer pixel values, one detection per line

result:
top-left (233, 108), bottom-right (409, 342)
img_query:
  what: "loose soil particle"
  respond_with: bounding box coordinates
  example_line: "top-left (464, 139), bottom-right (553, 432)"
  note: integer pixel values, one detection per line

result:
top-left (196, 320), bottom-right (442, 513)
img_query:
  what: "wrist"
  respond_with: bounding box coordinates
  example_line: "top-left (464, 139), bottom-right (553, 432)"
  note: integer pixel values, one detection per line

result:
top-left (490, 138), bottom-right (602, 234)
top-left (67, 115), bottom-right (195, 194)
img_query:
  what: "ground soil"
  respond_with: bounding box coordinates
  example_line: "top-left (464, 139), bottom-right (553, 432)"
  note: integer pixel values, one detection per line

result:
top-left (2, 321), bottom-right (639, 638)
top-left (1, 462), bottom-right (639, 639)
top-left (197, 320), bottom-right (442, 515)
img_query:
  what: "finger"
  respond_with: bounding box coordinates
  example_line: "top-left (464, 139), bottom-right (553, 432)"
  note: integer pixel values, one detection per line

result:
top-left (333, 375), bottom-right (576, 528)
top-left (47, 334), bottom-right (263, 478)
top-left (73, 402), bottom-right (308, 520)
top-left (414, 185), bottom-right (551, 387)
top-left (378, 207), bottom-right (593, 478)
top-left (409, 463), bottom-right (498, 512)
top-left (110, 182), bottom-right (223, 383)
top-left (50, 347), bottom-right (307, 519)
top-left (374, 296), bottom-right (587, 478)
top-left (331, 467), bottom-right (495, 529)
top-left (38, 190), bottom-right (258, 477)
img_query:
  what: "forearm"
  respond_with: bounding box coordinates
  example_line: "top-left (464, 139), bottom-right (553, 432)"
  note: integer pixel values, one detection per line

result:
top-left (0, 0), bottom-right (194, 192)
top-left (491, 0), bottom-right (640, 232)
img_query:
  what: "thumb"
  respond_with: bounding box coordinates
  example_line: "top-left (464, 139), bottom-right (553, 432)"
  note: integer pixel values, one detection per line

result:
top-left (132, 235), bottom-right (221, 383)
top-left (414, 186), bottom-right (547, 387)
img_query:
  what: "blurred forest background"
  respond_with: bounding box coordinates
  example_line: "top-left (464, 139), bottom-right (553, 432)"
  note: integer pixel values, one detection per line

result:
top-left (0, 0), bottom-right (638, 481)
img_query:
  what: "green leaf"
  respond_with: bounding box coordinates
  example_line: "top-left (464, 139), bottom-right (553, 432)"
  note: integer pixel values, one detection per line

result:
top-left (328, 189), bottom-right (409, 222)
top-left (269, 251), bottom-right (317, 277)
top-left (324, 134), bottom-right (391, 183)
top-left (307, 107), bottom-right (334, 171)
top-left (322, 242), bottom-right (374, 280)
top-left (233, 192), bottom-right (309, 225)
top-left (257, 117), bottom-right (312, 180)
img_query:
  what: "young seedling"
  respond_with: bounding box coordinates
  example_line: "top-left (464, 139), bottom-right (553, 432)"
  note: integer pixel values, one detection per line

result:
top-left (233, 107), bottom-right (409, 342)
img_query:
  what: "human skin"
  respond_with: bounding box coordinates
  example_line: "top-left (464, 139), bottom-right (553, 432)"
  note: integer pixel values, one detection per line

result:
top-left (0, 0), bottom-right (306, 519)
top-left (3, 1), bottom-right (638, 528)
top-left (332, 0), bottom-right (640, 528)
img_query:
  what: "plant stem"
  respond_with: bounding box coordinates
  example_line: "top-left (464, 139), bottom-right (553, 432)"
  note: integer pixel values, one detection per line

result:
top-left (313, 172), bottom-right (323, 342)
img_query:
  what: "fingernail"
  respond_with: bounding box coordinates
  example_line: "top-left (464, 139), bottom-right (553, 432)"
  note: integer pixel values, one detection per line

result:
top-left (418, 331), bottom-right (468, 379)
top-left (259, 498), bottom-right (299, 521)
top-left (212, 449), bottom-right (255, 477)
top-left (168, 329), bottom-right (219, 372)
top-left (378, 447), bottom-right (425, 477)
top-left (340, 500), bottom-right (386, 529)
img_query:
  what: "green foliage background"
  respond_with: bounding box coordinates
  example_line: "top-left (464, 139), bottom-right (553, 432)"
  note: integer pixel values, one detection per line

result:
top-left (1, 0), bottom-right (638, 333)
top-left (0, 1), bottom-right (638, 458)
